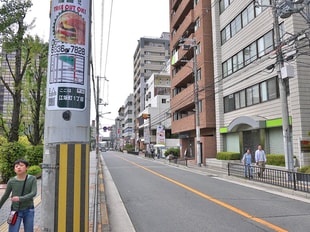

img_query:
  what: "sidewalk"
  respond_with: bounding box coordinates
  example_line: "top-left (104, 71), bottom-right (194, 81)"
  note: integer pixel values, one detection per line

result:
top-left (0, 151), bottom-right (103, 231)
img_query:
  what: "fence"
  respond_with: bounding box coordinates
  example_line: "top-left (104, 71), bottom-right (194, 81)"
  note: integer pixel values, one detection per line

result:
top-left (228, 163), bottom-right (310, 193)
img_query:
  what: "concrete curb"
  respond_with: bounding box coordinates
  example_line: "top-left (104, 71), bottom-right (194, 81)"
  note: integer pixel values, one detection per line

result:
top-left (101, 157), bottom-right (135, 232)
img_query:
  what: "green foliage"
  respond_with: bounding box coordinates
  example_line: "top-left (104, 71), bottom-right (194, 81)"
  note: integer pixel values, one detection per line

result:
top-left (297, 166), bottom-right (310, 174)
top-left (19, 135), bottom-right (31, 146)
top-left (0, 136), bottom-right (7, 145)
top-left (26, 145), bottom-right (43, 166)
top-left (27, 165), bottom-right (42, 176)
top-left (124, 144), bottom-right (134, 152)
top-left (216, 152), bottom-right (241, 160)
top-left (0, 142), bottom-right (27, 183)
top-left (266, 154), bottom-right (285, 166)
top-left (164, 147), bottom-right (180, 157)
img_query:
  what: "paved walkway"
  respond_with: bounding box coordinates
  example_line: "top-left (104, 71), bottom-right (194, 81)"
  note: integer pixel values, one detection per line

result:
top-left (0, 150), bottom-right (102, 231)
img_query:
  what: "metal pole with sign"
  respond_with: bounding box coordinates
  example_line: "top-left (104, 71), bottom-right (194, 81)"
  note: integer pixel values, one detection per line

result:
top-left (41, 0), bottom-right (91, 231)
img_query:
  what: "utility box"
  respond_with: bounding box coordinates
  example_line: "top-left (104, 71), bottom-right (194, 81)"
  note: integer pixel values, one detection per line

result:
top-left (281, 65), bottom-right (294, 79)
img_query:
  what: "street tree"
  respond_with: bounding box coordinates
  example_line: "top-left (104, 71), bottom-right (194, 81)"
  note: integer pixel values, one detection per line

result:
top-left (23, 35), bottom-right (48, 145)
top-left (0, 0), bottom-right (33, 142)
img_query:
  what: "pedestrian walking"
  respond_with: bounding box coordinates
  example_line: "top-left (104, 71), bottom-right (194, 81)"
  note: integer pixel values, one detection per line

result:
top-left (255, 145), bottom-right (267, 178)
top-left (242, 149), bottom-right (253, 179)
top-left (0, 159), bottom-right (37, 232)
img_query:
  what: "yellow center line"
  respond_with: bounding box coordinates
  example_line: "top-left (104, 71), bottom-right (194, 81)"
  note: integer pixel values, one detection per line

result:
top-left (120, 156), bottom-right (288, 232)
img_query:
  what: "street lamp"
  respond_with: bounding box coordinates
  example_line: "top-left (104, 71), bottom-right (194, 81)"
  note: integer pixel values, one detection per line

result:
top-left (179, 38), bottom-right (202, 166)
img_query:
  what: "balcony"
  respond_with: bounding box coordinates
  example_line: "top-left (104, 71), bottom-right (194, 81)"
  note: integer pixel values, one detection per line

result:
top-left (171, 0), bottom-right (192, 31)
top-left (171, 84), bottom-right (194, 111)
top-left (171, 10), bottom-right (194, 47)
top-left (171, 113), bottom-right (195, 134)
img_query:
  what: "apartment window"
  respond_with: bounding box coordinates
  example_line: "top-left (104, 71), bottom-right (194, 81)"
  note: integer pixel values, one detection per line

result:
top-left (255, 0), bottom-right (271, 15)
top-left (197, 69), bottom-right (201, 81)
top-left (260, 82), bottom-right (268, 102)
top-left (220, 0), bottom-right (231, 14)
top-left (162, 99), bottom-right (167, 104)
top-left (224, 94), bottom-right (235, 113)
top-left (225, 25), bottom-right (231, 43)
top-left (222, 59), bottom-right (232, 78)
top-left (231, 14), bottom-right (242, 36)
top-left (267, 77), bottom-right (278, 100)
top-left (258, 31), bottom-right (273, 57)
top-left (198, 100), bottom-right (202, 112)
top-left (242, 3), bottom-right (255, 27)
top-left (194, 17), bottom-right (201, 32)
top-left (195, 43), bottom-right (201, 55)
top-left (244, 42), bottom-right (257, 65)
top-left (224, 77), bottom-right (278, 113)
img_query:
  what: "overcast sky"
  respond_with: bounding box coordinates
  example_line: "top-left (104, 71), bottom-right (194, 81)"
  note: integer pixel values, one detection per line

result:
top-left (27, 0), bottom-right (169, 133)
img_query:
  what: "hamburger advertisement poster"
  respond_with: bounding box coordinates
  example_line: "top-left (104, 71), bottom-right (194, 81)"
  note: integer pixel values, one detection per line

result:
top-left (47, 0), bottom-right (90, 110)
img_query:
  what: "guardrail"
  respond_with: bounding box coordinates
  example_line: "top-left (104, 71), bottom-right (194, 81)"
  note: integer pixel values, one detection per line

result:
top-left (228, 163), bottom-right (310, 193)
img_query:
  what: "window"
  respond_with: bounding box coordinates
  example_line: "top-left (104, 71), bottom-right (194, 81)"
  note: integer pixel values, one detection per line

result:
top-left (252, 85), bottom-right (260, 104)
top-left (255, 0), bottom-right (271, 15)
top-left (197, 69), bottom-right (201, 81)
top-left (260, 82), bottom-right (268, 102)
top-left (235, 92), bottom-right (240, 109)
top-left (258, 31), bottom-right (273, 57)
top-left (246, 84), bottom-right (259, 106)
top-left (244, 42), bottom-right (257, 65)
top-left (225, 26), bottom-right (231, 42)
top-left (222, 59), bottom-right (232, 78)
top-left (195, 43), bottom-right (201, 55)
top-left (194, 18), bottom-right (201, 32)
top-left (239, 90), bottom-right (246, 108)
top-left (237, 51), bottom-right (244, 70)
top-left (224, 94), bottom-right (235, 113)
top-left (220, 0), bottom-right (231, 14)
top-left (246, 88), bottom-right (253, 106)
top-left (231, 15), bottom-right (242, 36)
top-left (267, 77), bottom-right (278, 100)
top-left (162, 99), bottom-right (167, 104)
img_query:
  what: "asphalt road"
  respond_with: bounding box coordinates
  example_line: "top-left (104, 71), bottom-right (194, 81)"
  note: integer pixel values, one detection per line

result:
top-left (102, 151), bottom-right (310, 232)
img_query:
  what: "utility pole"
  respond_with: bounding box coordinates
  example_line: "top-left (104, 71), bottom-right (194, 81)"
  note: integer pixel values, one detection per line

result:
top-left (41, 0), bottom-right (92, 231)
top-left (193, 41), bottom-right (202, 166)
top-left (179, 38), bottom-right (202, 166)
top-left (272, 0), bottom-right (294, 171)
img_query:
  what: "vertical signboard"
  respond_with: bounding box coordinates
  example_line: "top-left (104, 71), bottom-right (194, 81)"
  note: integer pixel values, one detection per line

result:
top-left (47, 0), bottom-right (90, 111)
top-left (156, 125), bottom-right (165, 145)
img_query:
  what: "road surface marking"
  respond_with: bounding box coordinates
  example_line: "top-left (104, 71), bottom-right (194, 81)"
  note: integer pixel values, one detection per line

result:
top-left (120, 156), bottom-right (288, 232)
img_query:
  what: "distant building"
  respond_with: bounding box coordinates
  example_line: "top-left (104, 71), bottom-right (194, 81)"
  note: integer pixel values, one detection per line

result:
top-left (139, 71), bottom-right (176, 152)
top-left (133, 33), bottom-right (170, 115)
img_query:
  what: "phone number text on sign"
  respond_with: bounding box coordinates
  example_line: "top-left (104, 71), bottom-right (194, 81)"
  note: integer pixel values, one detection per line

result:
top-left (51, 41), bottom-right (85, 56)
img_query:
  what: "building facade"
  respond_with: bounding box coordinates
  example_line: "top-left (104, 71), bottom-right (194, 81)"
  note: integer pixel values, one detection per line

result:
top-left (122, 94), bottom-right (135, 146)
top-left (212, 0), bottom-right (310, 166)
top-left (139, 71), bottom-right (179, 153)
top-left (133, 33), bottom-right (170, 115)
top-left (170, 0), bottom-right (217, 164)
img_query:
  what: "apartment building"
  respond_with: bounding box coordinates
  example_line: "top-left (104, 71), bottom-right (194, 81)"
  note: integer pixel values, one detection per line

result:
top-left (170, 0), bottom-right (216, 164)
top-left (122, 94), bottom-right (135, 146)
top-left (212, 0), bottom-right (310, 166)
top-left (133, 33), bottom-right (170, 115)
top-left (133, 33), bottom-right (171, 150)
